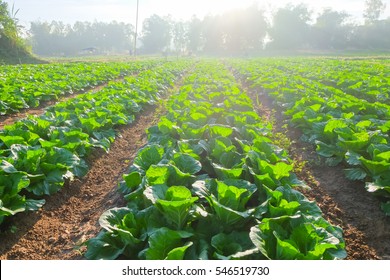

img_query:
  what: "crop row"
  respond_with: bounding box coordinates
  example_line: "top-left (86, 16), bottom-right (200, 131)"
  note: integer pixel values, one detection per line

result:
top-left (0, 60), bottom-right (190, 225)
top-left (0, 61), bottom-right (159, 116)
top-left (268, 58), bottom-right (390, 104)
top-left (85, 61), bottom-right (346, 260)
top-left (230, 58), bottom-right (390, 215)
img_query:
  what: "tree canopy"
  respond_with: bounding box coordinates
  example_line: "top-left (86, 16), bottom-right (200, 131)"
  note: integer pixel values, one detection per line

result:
top-left (29, 21), bottom-right (133, 56)
top-left (21, 2), bottom-right (390, 57)
top-left (0, 0), bottom-right (40, 64)
top-left (364, 0), bottom-right (387, 24)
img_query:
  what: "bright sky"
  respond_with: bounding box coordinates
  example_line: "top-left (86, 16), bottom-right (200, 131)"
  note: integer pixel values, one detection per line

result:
top-left (5, 0), bottom-right (390, 27)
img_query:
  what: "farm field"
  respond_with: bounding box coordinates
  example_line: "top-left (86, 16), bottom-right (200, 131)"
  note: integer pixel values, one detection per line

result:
top-left (0, 61), bottom-right (157, 116)
top-left (0, 57), bottom-right (389, 260)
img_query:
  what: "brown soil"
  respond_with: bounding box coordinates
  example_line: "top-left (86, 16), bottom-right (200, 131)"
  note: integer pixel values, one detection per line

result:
top-left (2, 64), bottom-right (388, 260)
top-left (0, 68), bottom-right (186, 260)
top-left (0, 105), bottom-right (159, 260)
top-left (247, 86), bottom-right (390, 260)
top-left (0, 78), bottom-right (124, 130)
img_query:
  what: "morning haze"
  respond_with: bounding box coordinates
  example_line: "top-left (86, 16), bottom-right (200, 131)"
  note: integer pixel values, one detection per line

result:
top-left (2, 0), bottom-right (390, 56)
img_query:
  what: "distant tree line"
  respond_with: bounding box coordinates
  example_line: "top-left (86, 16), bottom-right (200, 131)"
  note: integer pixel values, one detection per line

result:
top-left (28, 0), bottom-right (389, 56)
top-left (266, 0), bottom-right (389, 51)
top-left (29, 21), bottom-right (134, 56)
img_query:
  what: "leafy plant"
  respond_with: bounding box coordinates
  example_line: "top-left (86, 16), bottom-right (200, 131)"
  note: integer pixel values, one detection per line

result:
top-left (86, 61), bottom-right (346, 260)
top-left (0, 60), bottom-right (190, 225)
top-left (144, 185), bottom-right (198, 229)
top-left (250, 214), bottom-right (346, 260)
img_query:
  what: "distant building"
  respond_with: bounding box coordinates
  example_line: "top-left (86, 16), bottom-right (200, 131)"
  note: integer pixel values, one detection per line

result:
top-left (79, 47), bottom-right (98, 55)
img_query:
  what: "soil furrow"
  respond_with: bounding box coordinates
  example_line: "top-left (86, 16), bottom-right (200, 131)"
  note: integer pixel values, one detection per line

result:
top-left (0, 105), bottom-right (159, 260)
top-left (0, 69), bottom-right (188, 260)
top-left (235, 73), bottom-right (390, 260)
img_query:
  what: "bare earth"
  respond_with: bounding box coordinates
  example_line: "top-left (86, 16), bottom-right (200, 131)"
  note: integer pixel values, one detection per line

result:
top-left (0, 106), bottom-right (158, 259)
top-left (250, 89), bottom-right (390, 260)
top-left (1, 68), bottom-right (389, 260)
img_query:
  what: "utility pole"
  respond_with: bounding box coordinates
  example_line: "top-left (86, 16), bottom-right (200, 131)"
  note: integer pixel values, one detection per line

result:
top-left (134, 0), bottom-right (139, 58)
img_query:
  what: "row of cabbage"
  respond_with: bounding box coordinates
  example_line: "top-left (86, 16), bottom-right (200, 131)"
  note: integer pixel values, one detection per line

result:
top-left (230, 58), bottom-right (390, 215)
top-left (269, 58), bottom-right (390, 104)
top-left (0, 61), bottom-right (158, 116)
top-left (0, 60), bottom-right (190, 225)
top-left (85, 61), bottom-right (346, 260)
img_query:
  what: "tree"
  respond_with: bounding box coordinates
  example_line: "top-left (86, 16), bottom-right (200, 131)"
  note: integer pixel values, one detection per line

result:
top-left (0, 0), bottom-right (37, 63)
top-left (351, 18), bottom-right (390, 50)
top-left (240, 5), bottom-right (268, 52)
top-left (348, 0), bottom-right (390, 50)
top-left (187, 16), bottom-right (202, 54)
top-left (29, 21), bottom-right (53, 55)
top-left (364, 0), bottom-right (387, 24)
top-left (220, 5), bottom-right (267, 54)
top-left (29, 21), bottom-right (134, 56)
top-left (202, 15), bottom-right (224, 54)
top-left (267, 4), bottom-right (312, 50)
top-left (220, 10), bottom-right (243, 54)
top-left (140, 14), bottom-right (171, 54)
top-left (0, 1), bottom-right (23, 47)
top-left (172, 21), bottom-right (187, 55)
top-left (312, 8), bottom-right (351, 49)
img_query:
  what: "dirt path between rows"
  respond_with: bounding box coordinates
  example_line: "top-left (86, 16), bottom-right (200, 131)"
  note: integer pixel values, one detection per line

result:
top-left (238, 78), bottom-right (390, 260)
top-left (0, 104), bottom-right (159, 259)
top-left (0, 78), bottom-right (124, 130)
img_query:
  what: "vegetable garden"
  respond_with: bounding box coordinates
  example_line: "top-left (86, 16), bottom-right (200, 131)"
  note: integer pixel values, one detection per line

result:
top-left (0, 57), bottom-right (389, 260)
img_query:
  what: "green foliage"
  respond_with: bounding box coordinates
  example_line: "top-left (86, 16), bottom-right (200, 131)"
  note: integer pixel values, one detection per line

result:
top-left (0, 160), bottom-right (45, 224)
top-left (29, 21), bottom-right (134, 56)
top-left (141, 227), bottom-right (193, 260)
top-left (86, 61), bottom-right (346, 260)
top-left (250, 214), bottom-right (346, 260)
top-left (267, 4), bottom-right (312, 50)
top-left (211, 231), bottom-right (259, 260)
top-left (0, 60), bottom-right (189, 225)
top-left (231, 57), bottom-right (390, 213)
top-left (0, 62), bottom-right (149, 115)
top-left (0, 0), bottom-right (39, 64)
top-left (145, 185), bottom-right (198, 229)
top-left (364, 0), bottom-right (387, 24)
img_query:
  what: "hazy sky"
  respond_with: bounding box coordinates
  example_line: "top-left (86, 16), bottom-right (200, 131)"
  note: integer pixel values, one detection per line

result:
top-left (5, 0), bottom-right (390, 27)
